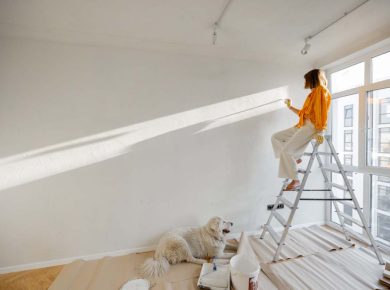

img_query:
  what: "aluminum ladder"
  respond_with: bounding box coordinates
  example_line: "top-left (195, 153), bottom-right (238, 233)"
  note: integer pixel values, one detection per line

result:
top-left (260, 135), bottom-right (384, 264)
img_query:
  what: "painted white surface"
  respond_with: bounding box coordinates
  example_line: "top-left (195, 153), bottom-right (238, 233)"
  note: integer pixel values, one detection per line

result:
top-left (0, 37), bottom-right (326, 270)
top-left (1, 0), bottom-right (390, 66)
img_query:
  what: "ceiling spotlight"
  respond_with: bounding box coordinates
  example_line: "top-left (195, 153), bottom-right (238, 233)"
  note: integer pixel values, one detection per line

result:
top-left (301, 38), bottom-right (311, 55)
top-left (298, 0), bottom-right (369, 55)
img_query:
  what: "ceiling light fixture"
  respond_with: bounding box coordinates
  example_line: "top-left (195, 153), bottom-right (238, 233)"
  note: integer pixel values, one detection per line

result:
top-left (212, 0), bottom-right (233, 45)
top-left (301, 37), bottom-right (311, 55)
top-left (301, 0), bottom-right (370, 55)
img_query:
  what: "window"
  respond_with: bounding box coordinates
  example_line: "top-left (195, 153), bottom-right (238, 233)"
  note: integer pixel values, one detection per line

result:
top-left (379, 176), bottom-right (390, 183)
top-left (373, 51), bottom-right (390, 83)
top-left (331, 94), bottom-right (358, 166)
top-left (379, 98), bottom-right (390, 124)
top-left (378, 157), bottom-right (390, 182)
top-left (379, 128), bottom-right (390, 153)
top-left (378, 185), bottom-right (390, 212)
top-left (344, 130), bottom-right (353, 151)
top-left (372, 175), bottom-right (390, 245)
top-left (327, 43), bottom-right (390, 248)
top-left (344, 155), bottom-right (353, 177)
top-left (331, 172), bottom-right (364, 234)
top-left (379, 156), bottom-right (390, 168)
top-left (344, 154), bottom-right (352, 165)
top-left (377, 213), bottom-right (390, 243)
top-left (344, 105), bottom-right (353, 127)
top-left (331, 62), bottom-right (364, 94)
top-left (344, 206), bottom-right (353, 226)
top-left (367, 88), bottom-right (390, 167)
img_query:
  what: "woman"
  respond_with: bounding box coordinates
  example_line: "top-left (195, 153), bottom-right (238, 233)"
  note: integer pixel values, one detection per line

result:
top-left (271, 69), bottom-right (331, 191)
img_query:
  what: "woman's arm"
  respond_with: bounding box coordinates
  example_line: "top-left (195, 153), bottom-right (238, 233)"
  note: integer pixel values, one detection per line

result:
top-left (285, 99), bottom-right (300, 115)
top-left (312, 87), bottom-right (331, 143)
top-left (288, 106), bottom-right (300, 115)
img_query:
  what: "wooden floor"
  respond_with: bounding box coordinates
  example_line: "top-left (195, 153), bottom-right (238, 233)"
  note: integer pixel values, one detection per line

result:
top-left (0, 227), bottom-right (382, 290)
top-left (0, 265), bottom-right (63, 290)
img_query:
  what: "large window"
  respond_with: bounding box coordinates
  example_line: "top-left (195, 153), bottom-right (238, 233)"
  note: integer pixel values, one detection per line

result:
top-left (367, 88), bottom-right (390, 167)
top-left (331, 62), bottom-right (364, 94)
top-left (372, 175), bottom-right (390, 245)
top-left (327, 47), bottom-right (390, 249)
top-left (331, 94), bottom-right (359, 166)
top-left (372, 51), bottom-right (390, 83)
top-left (379, 98), bottom-right (390, 124)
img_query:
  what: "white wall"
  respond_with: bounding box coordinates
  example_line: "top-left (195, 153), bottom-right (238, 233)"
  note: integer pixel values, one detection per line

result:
top-left (0, 37), bottom-right (325, 270)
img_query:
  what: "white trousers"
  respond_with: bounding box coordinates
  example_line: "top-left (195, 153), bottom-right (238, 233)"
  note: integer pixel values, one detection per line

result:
top-left (271, 121), bottom-right (317, 179)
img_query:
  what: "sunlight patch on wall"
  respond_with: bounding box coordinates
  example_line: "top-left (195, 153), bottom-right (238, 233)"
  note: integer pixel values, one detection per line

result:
top-left (196, 86), bottom-right (287, 133)
top-left (0, 86), bottom-right (288, 191)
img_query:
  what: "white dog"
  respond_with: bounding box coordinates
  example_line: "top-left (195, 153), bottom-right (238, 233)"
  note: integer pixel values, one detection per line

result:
top-left (141, 216), bottom-right (236, 278)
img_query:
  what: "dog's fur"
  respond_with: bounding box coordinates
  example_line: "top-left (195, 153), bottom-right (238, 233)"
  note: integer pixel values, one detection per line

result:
top-left (141, 216), bottom-right (236, 278)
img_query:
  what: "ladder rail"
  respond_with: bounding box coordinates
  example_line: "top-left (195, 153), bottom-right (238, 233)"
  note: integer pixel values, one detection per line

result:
top-left (273, 142), bottom-right (320, 261)
top-left (325, 136), bottom-right (384, 264)
top-left (312, 141), bottom-right (351, 241)
top-left (260, 136), bottom-right (384, 264)
top-left (259, 179), bottom-right (288, 239)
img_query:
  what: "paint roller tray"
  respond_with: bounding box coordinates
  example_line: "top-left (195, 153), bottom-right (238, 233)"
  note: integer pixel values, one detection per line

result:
top-left (197, 263), bottom-right (230, 290)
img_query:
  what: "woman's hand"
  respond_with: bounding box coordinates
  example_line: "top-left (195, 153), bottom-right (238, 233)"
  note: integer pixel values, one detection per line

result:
top-left (284, 98), bottom-right (292, 108)
top-left (285, 99), bottom-right (300, 115)
top-left (314, 131), bottom-right (324, 144)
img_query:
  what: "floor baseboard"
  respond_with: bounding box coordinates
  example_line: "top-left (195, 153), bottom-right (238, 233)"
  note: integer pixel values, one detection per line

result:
top-left (0, 220), bottom-right (324, 274)
top-left (0, 245), bottom-right (156, 274)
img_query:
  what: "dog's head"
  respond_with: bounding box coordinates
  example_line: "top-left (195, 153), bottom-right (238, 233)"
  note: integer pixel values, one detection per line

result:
top-left (206, 216), bottom-right (234, 239)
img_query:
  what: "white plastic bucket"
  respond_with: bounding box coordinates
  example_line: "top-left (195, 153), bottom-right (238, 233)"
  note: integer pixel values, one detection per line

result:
top-left (120, 279), bottom-right (150, 290)
top-left (230, 254), bottom-right (260, 290)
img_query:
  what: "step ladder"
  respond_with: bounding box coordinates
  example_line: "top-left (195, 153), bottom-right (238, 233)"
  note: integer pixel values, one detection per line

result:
top-left (260, 135), bottom-right (385, 264)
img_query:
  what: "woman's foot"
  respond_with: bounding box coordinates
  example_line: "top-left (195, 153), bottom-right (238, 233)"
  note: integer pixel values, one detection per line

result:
top-left (285, 180), bottom-right (300, 191)
top-left (296, 158), bottom-right (302, 164)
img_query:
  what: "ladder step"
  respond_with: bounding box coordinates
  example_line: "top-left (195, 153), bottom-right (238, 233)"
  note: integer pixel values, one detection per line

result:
top-left (266, 225), bottom-right (281, 244)
top-left (330, 183), bottom-right (349, 191)
top-left (278, 196), bottom-right (294, 209)
top-left (322, 166), bottom-right (341, 174)
top-left (301, 198), bottom-right (352, 201)
top-left (322, 165), bottom-right (353, 173)
top-left (339, 212), bottom-right (364, 227)
top-left (294, 189), bottom-right (332, 191)
top-left (303, 152), bottom-right (334, 156)
top-left (273, 211), bottom-right (287, 226)
top-left (336, 199), bottom-right (359, 209)
top-left (298, 169), bottom-right (307, 174)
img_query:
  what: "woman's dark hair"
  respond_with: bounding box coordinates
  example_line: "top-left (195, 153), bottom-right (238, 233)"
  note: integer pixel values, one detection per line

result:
top-left (304, 69), bottom-right (322, 89)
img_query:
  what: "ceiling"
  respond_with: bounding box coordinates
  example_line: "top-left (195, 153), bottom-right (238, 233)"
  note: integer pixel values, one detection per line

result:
top-left (0, 0), bottom-right (390, 66)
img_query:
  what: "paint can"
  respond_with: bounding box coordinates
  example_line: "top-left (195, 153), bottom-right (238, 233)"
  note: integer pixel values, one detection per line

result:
top-left (230, 254), bottom-right (260, 290)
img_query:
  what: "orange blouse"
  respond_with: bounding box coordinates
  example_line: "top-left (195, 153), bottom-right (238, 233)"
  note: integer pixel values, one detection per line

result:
top-left (296, 85), bottom-right (332, 131)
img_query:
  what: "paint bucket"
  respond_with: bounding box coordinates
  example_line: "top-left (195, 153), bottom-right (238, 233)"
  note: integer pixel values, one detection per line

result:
top-left (230, 254), bottom-right (260, 290)
top-left (120, 279), bottom-right (150, 290)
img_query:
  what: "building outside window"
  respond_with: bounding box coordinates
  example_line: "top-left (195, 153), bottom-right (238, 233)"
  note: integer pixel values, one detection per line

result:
top-left (344, 105), bottom-right (353, 127)
top-left (379, 127), bottom-right (390, 153)
top-left (344, 155), bottom-right (353, 177)
top-left (344, 130), bottom-right (353, 151)
top-left (378, 185), bottom-right (390, 212)
top-left (379, 98), bottom-right (390, 124)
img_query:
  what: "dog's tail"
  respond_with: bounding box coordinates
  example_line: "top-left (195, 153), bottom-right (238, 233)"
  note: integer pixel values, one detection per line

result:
top-left (141, 256), bottom-right (170, 278)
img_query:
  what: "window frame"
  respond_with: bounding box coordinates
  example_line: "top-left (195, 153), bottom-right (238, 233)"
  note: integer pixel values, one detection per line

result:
top-left (324, 42), bottom-right (390, 252)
